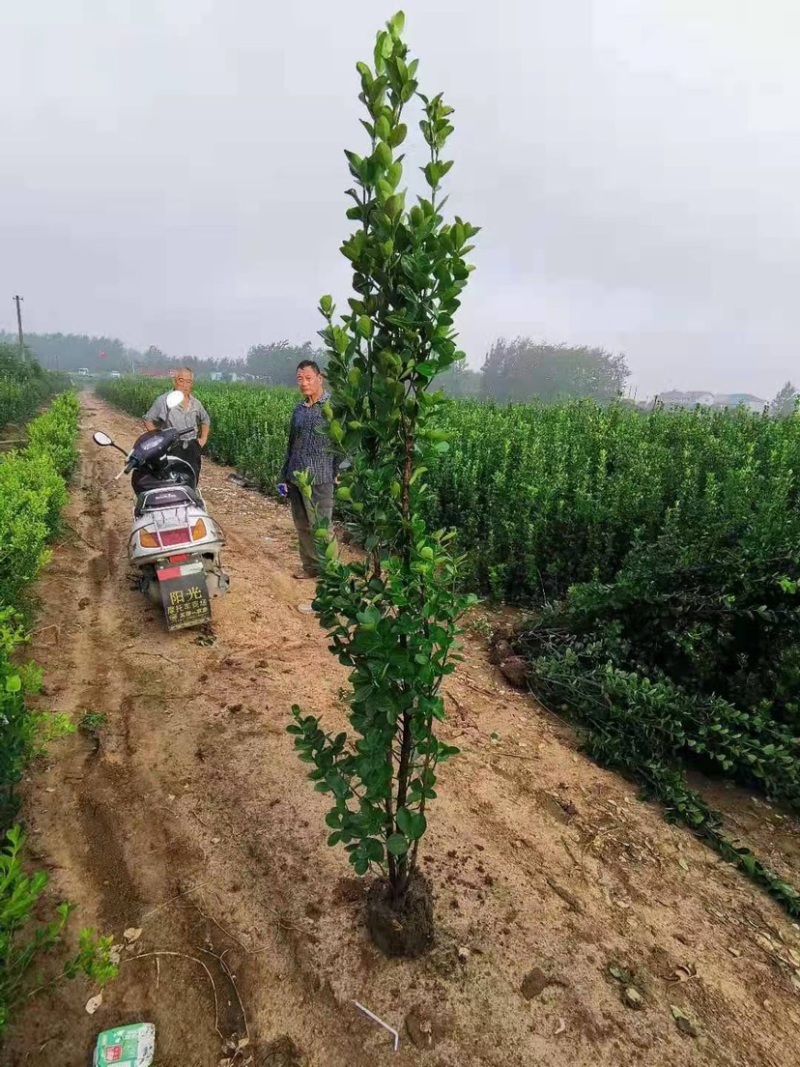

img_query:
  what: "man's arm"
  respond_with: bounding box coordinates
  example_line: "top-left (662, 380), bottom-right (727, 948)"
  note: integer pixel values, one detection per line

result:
top-left (143, 394), bottom-right (167, 433)
top-left (197, 401), bottom-right (211, 448)
top-left (279, 407), bottom-right (297, 485)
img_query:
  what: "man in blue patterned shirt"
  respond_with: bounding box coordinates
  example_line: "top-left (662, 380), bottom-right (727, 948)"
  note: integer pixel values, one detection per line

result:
top-left (278, 360), bottom-right (339, 578)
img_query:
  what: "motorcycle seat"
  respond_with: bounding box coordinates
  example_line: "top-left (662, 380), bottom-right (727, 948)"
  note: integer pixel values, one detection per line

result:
top-left (135, 486), bottom-right (204, 517)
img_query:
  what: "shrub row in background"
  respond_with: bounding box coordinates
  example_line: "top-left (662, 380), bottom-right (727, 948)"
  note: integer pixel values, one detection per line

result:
top-left (96, 379), bottom-right (800, 602)
top-left (0, 393), bottom-right (116, 1041)
top-left (0, 344), bottom-right (70, 433)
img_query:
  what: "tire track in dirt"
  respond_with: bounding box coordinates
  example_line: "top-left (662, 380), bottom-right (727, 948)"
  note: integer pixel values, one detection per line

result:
top-left (6, 393), bottom-right (800, 1067)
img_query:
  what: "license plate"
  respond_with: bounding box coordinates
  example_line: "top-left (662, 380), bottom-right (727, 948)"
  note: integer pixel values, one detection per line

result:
top-left (156, 560), bottom-right (211, 630)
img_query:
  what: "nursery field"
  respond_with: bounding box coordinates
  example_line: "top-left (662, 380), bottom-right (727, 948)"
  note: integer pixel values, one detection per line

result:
top-left (3, 388), bottom-right (799, 1066)
top-left (96, 379), bottom-right (800, 910)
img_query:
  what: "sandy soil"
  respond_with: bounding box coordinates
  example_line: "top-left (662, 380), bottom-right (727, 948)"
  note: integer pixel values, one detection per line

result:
top-left (5, 394), bottom-right (800, 1067)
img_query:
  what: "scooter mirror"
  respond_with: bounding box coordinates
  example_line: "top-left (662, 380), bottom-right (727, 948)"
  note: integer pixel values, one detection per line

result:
top-left (93, 431), bottom-right (114, 447)
top-left (165, 390), bottom-right (185, 410)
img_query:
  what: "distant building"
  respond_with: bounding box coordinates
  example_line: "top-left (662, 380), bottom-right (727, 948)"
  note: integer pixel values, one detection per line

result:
top-left (657, 390), bottom-right (717, 408)
top-left (656, 390), bottom-right (766, 412)
top-left (716, 393), bottom-right (766, 413)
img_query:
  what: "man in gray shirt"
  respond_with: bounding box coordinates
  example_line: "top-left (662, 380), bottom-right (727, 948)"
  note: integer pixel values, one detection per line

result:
top-left (143, 367), bottom-right (210, 484)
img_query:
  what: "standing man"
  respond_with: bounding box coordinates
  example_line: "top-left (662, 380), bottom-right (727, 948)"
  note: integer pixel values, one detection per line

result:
top-left (279, 360), bottom-right (338, 579)
top-left (143, 367), bottom-right (210, 485)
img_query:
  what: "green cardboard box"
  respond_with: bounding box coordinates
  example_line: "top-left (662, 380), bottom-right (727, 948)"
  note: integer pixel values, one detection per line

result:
top-left (93, 1023), bottom-right (155, 1066)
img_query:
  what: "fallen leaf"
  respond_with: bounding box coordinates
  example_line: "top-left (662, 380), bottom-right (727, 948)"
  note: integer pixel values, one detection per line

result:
top-left (109, 945), bottom-right (122, 966)
top-left (670, 1004), bottom-right (699, 1037)
top-left (211, 837), bottom-right (221, 844)
top-left (727, 946), bottom-right (741, 958)
top-left (555, 1019), bottom-right (566, 1035)
top-left (623, 986), bottom-right (644, 1010)
top-left (678, 858), bottom-right (689, 872)
top-left (237, 1038), bottom-right (250, 1049)
top-left (756, 933), bottom-right (777, 954)
top-left (123, 927), bottom-right (142, 944)
top-left (45, 787), bottom-right (56, 794)
top-left (607, 963), bottom-right (631, 984)
top-left (85, 993), bottom-right (103, 1015)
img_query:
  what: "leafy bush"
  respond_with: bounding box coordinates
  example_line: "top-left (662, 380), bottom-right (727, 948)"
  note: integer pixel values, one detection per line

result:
top-left (0, 393), bottom-right (79, 609)
top-left (0, 827), bottom-right (117, 1034)
top-left (514, 485), bottom-right (800, 914)
top-left (0, 343), bottom-right (67, 432)
top-left (0, 390), bottom-right (116, 1042)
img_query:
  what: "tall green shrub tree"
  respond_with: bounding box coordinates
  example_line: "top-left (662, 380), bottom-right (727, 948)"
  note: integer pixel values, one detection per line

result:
top-left (288, 11), bottom-right (478, 954)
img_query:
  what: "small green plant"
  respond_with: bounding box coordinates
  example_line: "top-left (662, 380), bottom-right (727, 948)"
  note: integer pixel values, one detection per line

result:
top-left (288, 11), bottom-right (477, 954)
top-left (463, 613), bottom-right (492, 640)
top-left (0, 826), bottom-right (118, 1036)
top-left (78, 711), bottom-right (109, 735)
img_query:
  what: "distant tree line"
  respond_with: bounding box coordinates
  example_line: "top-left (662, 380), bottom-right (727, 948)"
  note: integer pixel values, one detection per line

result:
top-left (1, 330), bottom-right (639, 403)
top-left (771, 381), bottom-right (798, 417)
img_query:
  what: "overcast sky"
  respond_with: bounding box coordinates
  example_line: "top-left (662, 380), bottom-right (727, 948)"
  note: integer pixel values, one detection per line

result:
top-left (1, 1), bottom-right (798, 396)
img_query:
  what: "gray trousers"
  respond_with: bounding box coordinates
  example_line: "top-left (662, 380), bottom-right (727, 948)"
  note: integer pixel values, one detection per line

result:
top-left (288, 482), bottom-right (334, 576)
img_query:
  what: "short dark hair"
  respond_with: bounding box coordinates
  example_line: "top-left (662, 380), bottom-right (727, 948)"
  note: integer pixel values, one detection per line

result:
top-left (297, 360), bottom-right (321, 374)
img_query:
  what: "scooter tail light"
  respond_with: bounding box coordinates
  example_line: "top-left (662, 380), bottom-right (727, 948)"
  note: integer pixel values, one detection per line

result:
top-left (139, 529), bottom-right (159, 549)
top-left (191, 518), bottom-right (207, 541)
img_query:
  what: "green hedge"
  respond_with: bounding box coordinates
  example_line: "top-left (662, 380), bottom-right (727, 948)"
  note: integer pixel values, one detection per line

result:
top-left (0, 391), bottom-right (79, 826)
top-left (0, 392), bottom-right (114, 1043)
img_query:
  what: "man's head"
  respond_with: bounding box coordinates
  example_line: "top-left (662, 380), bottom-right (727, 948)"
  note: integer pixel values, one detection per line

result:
top-left (173, 367), bottom-right (194, 396)
top-left (296, 360), bottom-right (324, 400)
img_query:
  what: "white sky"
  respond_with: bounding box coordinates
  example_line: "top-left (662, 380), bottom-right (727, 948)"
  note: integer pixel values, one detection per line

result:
top-left (1, 1), bottom-right (798, 396)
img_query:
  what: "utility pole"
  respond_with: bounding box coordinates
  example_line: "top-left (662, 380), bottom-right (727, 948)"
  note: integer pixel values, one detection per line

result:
top-left (13, 295), bottom-right (24, 361)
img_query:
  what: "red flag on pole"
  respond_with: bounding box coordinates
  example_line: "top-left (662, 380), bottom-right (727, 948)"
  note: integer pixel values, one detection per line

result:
top-left (99, 350), bottom-right (106, 358)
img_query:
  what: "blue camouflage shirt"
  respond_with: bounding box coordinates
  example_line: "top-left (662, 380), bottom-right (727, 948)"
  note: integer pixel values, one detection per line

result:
top-left (281, 391), bottom-right (339, 485)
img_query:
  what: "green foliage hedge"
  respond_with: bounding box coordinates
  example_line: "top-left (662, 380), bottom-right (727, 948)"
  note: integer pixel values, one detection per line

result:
top-left (0, 392), bottom-right (114, 1042)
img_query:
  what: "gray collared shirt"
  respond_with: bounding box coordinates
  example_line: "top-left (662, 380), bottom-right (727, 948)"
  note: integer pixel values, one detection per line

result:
top-left (144, 392), bottom-right (210, 440)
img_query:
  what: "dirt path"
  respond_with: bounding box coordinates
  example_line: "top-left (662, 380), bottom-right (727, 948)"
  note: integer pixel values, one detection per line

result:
top-left (6, 394), bottom-right (800, 1067)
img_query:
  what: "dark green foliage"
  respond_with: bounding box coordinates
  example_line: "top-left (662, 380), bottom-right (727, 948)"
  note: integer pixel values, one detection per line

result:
top-left (514, 459), bottom-right (800, 914)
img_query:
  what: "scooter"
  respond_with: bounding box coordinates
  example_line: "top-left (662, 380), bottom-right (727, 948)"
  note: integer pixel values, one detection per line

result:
top-left (92, 390), bottom-right (230, 631)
